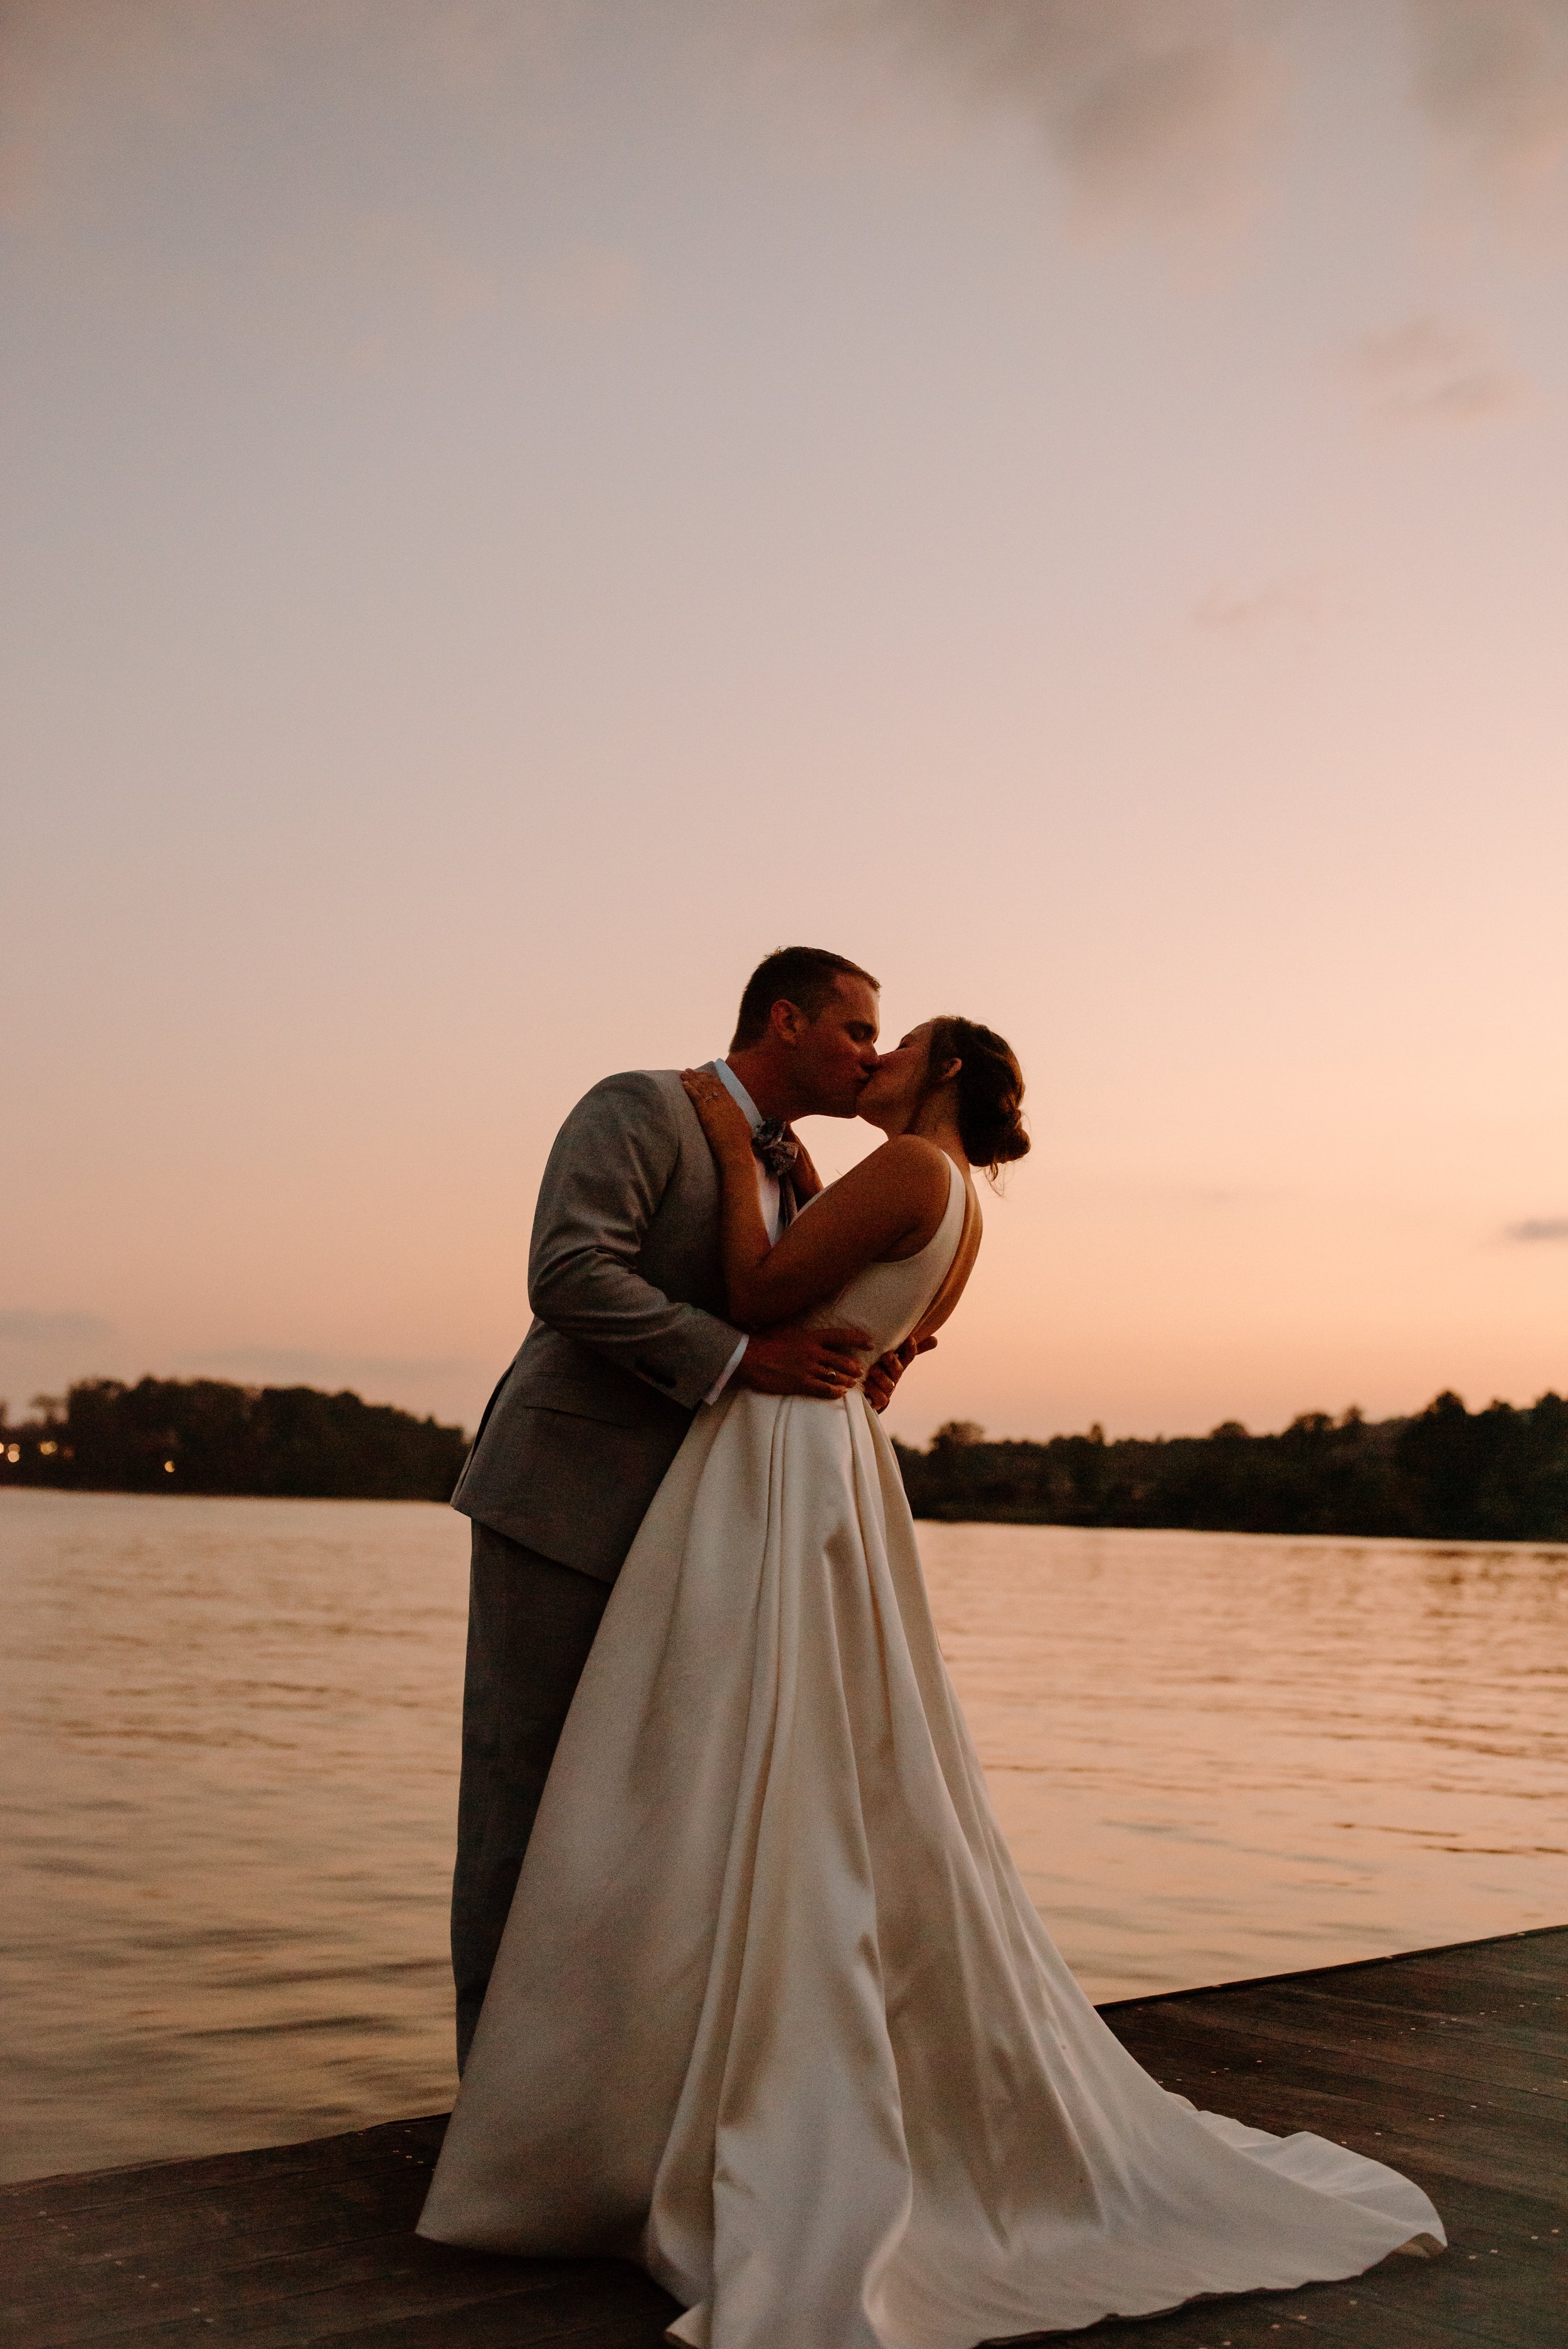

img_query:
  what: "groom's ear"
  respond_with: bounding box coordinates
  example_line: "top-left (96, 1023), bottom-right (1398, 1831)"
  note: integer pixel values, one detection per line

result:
top-left (938, 1057), bottom-right (962, 1086)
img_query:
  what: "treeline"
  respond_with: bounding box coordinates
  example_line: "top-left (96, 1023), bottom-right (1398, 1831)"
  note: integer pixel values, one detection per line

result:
top-left (894, 1390), bottom-right (1568, 1544)
top-left (7, 1377), bottom-right (1567, 1539)
top-left (1, 1377), bottom-right (470, 1502)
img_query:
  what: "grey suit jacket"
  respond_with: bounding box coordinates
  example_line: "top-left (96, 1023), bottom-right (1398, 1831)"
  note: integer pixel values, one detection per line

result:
top-left (452, 1069), bottom-right (747, 1582)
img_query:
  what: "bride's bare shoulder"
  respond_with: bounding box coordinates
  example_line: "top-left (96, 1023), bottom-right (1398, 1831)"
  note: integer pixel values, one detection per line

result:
top-left (854, 1133), bottom-right (953, 1201)
top-left (880, 1132), bottom-right (950, 1169)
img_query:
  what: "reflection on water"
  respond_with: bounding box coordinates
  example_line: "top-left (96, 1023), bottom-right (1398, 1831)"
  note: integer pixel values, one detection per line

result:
top-left (920, 1521), bottom-right (1565, 2001)
top-left (1, 1490), bottom-right (1562, 2183)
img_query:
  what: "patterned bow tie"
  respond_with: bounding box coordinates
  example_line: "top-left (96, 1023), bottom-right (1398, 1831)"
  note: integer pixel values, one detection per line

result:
top-left (751, 1119), bottom-right (799, 1180)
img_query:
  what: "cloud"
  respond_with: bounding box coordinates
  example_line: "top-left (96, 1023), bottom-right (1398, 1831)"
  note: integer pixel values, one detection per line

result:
top-left (1194, 576), bottom-right (1319, 632)
top-left (855, 0), bottom-right (1286, 230)
top-left (0, 1308), bottom-right (114, 1344)
top-left (1504, 1217), bottom-right (1568, 1243)
top-left (1350, 315), bottom-right (1520, 424)
top-left (1408, 0), bottom-right (1568, 195)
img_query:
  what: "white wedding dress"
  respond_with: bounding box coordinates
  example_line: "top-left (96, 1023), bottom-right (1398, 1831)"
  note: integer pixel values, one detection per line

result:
top-left (419, 1160), bottom-right (1443, 2345)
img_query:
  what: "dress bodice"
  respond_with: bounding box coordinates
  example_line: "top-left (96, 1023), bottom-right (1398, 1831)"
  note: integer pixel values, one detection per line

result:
top-left (805, 1155), bottom-right (969, 1360)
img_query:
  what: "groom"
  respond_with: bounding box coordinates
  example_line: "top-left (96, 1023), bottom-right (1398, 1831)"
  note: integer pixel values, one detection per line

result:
top-left (449, 945), bottom-right (926, 2065)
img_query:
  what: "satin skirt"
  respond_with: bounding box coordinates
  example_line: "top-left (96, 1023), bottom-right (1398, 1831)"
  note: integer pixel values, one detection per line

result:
top-left (418, 1386), bottom-right (1443, 2348)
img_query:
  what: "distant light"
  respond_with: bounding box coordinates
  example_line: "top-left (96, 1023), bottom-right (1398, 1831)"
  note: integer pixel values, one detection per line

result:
top-left (164, 1460), bottom-right (175, 1473)
top-left (39, 1440), bottom-right (57, 1456)
top-left (4, 1445), bottom-right (17, 1463)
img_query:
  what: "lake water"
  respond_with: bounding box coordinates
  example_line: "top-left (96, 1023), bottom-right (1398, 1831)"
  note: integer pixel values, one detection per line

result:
top-left (2, 1488), bottom-right (1563, 2185)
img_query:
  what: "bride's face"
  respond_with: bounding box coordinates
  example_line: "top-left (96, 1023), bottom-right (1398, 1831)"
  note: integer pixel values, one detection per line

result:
top-left (857, 1022), bottom-right (936, 1133)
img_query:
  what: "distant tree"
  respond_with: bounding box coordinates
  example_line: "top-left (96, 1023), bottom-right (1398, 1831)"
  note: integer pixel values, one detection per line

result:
top-left (8, 1376), bottom-right (1567, 1540)
top-left (1395, 1389), bottom-right (1568, 1542)
top-left (0, 1376), bottom-right (469, 1502)
top-left (891, 1391), bottom-right (1568, 1544)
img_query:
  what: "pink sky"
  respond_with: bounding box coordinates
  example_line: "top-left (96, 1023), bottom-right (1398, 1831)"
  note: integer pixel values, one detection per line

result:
top-left (4, 1), bottom-right (1565, 1443)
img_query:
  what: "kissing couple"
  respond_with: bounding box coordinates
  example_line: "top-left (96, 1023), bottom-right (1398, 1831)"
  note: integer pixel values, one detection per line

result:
top-left (420, 946), bottom-right (1442, 2348)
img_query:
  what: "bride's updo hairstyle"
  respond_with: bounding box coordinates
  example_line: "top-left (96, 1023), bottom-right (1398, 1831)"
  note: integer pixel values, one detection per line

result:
top-left (924, 1017), bottom-right (1030, 1177)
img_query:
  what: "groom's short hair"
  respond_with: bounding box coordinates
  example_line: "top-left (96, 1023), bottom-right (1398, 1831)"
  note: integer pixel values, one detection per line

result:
top-left (731, 947), bottom-right (879, 1051)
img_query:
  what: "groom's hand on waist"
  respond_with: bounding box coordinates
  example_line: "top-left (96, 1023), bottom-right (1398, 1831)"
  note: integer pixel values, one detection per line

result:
top-left (862, 1334), bottom-right (937, 1415)
top-left (736, 1327), bottom-right (871, 1401)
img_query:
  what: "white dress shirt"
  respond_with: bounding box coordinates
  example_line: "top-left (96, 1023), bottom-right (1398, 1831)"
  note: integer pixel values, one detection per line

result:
top-left (702, 1058), bottom-right (781, 1404)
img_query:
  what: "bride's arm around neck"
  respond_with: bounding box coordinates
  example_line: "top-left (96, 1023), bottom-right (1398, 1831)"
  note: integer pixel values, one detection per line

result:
top-left (683, 1073), bottom-right (956, 1332)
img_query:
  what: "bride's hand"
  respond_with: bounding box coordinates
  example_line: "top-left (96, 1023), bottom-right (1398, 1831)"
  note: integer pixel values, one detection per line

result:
top-left (681, 1069), bottom-right (756, 1162)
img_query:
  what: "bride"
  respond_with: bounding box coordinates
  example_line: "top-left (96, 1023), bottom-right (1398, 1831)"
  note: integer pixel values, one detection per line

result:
top-left (418, 1015), bottom-right (1443, 2345)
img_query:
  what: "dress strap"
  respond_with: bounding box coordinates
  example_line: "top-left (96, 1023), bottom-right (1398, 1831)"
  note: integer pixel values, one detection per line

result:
top-left (911, 1164), bottom-right (977, 1344)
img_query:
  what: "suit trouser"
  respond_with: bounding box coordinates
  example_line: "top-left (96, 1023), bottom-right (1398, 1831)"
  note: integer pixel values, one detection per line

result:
top-left (450, 1520), bottom-right (610, 2073)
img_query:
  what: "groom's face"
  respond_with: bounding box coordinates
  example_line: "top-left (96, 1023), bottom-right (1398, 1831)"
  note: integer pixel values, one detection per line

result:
top-left (792, 977), bottom-right (881, 1119)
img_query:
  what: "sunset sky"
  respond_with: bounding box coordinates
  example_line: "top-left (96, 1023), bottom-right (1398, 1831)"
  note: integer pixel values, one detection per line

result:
top-left (4, 0), bottom-right (1566, 1445)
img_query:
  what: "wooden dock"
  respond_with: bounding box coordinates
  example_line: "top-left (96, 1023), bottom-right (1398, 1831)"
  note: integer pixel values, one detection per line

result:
top-left (4, 1925), bottom-right (1563, 2348)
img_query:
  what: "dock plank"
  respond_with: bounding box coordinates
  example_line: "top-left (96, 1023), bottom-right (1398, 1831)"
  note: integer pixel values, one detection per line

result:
top-left (3, 1926), bottom-right (1562, 2349)
top-left (8, 2121), bottom-right (450, 2226)
top-left (16, 2160), bottom-right (442, 2289)
top-left (1130, 1979), bottom-right (1568, 2092)
top-left (11, 2254), bottom-right (671, 2349)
